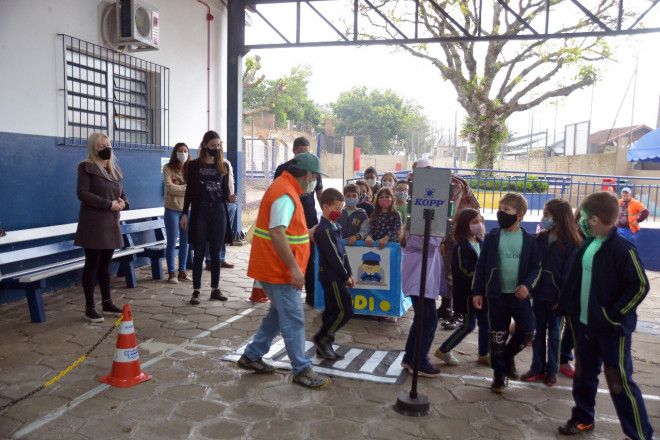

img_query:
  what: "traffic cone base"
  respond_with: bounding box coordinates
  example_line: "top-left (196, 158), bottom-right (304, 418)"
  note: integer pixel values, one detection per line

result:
top-left (100, 304), bottom-right (152, 388)
top-left (249, 280), bottom-right (269, 303)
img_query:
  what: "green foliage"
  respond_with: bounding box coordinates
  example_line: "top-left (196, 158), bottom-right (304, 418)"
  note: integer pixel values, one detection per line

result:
top-left (330, 86), bottom-right (430, 154)
top-left (468, 175), bottom-right (549, 193)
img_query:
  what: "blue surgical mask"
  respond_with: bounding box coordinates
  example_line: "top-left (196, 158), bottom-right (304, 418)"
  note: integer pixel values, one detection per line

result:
top-left (345, 197), bottom-right (358, 208)
top-left (540, 216), bottom-right (554, 231)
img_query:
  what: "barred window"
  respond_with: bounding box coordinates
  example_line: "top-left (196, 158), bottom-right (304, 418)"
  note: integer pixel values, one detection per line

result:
top-left (60, 34), bottom-right (169, 149)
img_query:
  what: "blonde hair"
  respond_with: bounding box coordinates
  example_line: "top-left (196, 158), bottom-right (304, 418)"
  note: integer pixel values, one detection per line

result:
top-left (500, 192), bottom-right (528, 215)
top-left (86, 133), bottom-right (122, 180)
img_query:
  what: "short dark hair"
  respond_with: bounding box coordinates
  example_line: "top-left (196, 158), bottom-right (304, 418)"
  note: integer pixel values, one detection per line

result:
top-left (320, 188), bottom-right (344, 207)
top-left (293, 136), bottom-right (310, 150)
top-left (580, 191), bottom-right (619, 226)
top-left (343, 183), bottom-right (359, 195)
top-left (364, 166), bottom-right (377, 176)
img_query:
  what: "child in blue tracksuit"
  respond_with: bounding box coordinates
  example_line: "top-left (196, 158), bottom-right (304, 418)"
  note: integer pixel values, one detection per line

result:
top-left (434, 208), bottom-right (489, 366)
top-left (472, 192), bottom-right (542, 393)
top-left (520, 199), bottom-right (581, 387)
top-left (313, 188), bottom-right (355, 360)
top-left (557, 192), bottom-right (652, 440)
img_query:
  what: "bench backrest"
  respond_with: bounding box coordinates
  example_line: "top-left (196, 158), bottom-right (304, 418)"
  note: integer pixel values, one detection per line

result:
top-left (121, 218), bottom-right (165, 247)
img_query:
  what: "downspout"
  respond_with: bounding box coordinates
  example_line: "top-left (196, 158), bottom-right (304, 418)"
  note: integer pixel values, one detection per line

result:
top-left (196, 0), bottom-right (214, 130)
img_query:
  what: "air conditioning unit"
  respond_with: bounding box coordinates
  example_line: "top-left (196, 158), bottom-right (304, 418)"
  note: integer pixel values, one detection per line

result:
top-left (116, 0), bottom-right (159, 51)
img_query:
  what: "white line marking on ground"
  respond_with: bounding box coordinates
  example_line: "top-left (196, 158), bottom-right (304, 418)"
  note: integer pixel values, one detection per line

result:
top-left (386, 352), bottom-right (405, 376)
top-left (263, 339), bottom-right (286, 359)
top-left (332, 348), bottom-right (361, 369)
top-left (359, 350), bottom-right (388, 373)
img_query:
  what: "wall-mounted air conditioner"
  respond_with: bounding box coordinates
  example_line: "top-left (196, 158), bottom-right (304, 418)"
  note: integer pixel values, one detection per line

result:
top-left (115, 0), bottom-right (160, 51)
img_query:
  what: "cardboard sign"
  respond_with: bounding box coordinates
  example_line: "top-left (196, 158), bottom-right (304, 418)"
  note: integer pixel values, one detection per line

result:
top-left (410, 167), bottom-right (451, 237)
top-left (314, 242), bottom-right (411, 318)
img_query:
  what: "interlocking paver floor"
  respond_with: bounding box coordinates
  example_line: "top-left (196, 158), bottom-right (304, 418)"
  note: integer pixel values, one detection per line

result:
top-left (0, 244), bottom-right (658, 439)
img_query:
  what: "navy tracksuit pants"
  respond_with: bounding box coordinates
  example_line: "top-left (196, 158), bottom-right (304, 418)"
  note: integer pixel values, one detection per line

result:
top-left (314, 280), bottom-right (354, 346)
top-left (530, 300), bottom-right (561, 376)
top-left (439, 305), bottom-right (489, 357)
top-left (487, 295), bottom-right (535, 376)
top-left (571, 323), bottom-right (653, 440)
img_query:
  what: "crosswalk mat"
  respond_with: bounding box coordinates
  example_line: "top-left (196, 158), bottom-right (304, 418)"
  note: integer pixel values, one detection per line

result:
top-left (223, 338), bottom-right (407, 384)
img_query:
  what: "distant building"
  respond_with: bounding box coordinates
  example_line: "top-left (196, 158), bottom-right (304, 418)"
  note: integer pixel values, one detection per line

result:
top-left (588, 125), bottom-right (653, 153)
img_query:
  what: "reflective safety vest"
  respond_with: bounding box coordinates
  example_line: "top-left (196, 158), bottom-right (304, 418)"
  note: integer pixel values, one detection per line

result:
top-left (247, 171), bottom-right (311, 284)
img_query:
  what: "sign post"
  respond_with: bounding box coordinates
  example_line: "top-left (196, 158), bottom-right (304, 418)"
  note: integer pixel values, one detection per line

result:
top-left (394, 167), bottom-right (451, 417)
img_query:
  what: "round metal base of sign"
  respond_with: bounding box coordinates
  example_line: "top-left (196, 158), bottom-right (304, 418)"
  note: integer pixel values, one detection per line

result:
top-left (393, 391), bottom-right (430, 417)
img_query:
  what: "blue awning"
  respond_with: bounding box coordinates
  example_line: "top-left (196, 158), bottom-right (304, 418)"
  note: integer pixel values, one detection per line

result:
top-left (628, 128), bottom-right (660, 162)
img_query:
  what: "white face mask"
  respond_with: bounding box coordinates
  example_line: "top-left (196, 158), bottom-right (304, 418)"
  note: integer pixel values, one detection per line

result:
top-left (382, 181), bottom-right (394, 189)
top-left (176, 152), bottom-right (188, 163)
top-left (305, 175), bottom-right (316, 194)
top-left (366, 178), bottom-right (376, 187)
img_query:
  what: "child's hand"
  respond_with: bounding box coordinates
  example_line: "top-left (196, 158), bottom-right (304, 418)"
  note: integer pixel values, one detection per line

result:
top-left (308, 225), bottom-right (317, 243)
top-left (378, 236), bottom-right (388, 249)
top-left (347, 235), bottom-right (358, 246)
top-left (365, 236), bottom-right (374, 247)
top-left (346, 276), bottom-right (355, 288)
top-left (514, 285), bottom-right (529, 300)
top-left (472, 295), bottom-right (483, 310)
top-left (440, 241), bottom-right (446, 257)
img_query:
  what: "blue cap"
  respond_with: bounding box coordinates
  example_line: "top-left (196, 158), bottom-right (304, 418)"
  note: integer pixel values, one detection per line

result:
top-left (362, 251), bottom-right (381, 263)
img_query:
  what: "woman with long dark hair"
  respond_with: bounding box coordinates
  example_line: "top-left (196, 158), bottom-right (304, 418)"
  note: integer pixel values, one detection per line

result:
top-left (163, 142), bottom-right (191, 284)
top-left (180, 131), bottom-right (233, 305)
top-left (75, 133), bottom-right (127, 322)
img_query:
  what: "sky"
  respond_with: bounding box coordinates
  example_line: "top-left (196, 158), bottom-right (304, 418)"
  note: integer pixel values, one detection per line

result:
top-left (244, 1), bottom-right (660, 144)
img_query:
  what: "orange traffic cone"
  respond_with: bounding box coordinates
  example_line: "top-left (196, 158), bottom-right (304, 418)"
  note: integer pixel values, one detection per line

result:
top-left (100, 304), bottom-right (152, 388)
top-left (249, 280), bottom-right (269, 303)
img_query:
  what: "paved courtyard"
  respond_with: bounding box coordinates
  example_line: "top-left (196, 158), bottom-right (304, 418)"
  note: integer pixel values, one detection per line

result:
top-left (0, 244), bottom-right (658, 439)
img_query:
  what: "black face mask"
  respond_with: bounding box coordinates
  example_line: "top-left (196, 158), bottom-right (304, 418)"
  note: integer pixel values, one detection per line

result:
top-left (206, 148), bottom-right (218, 158)
top-left (497, 210), bottom-right (518, 229)
top-left (98, 148), bottom-right (112, 160)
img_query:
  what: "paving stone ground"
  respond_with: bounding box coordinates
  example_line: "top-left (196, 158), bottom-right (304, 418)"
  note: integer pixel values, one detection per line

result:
top-left (0, 244), bottom-right (658, 439)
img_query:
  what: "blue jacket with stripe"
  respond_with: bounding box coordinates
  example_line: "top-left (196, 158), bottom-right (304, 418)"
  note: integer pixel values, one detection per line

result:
top-left (315, 217), bottom-right (353, 283)
top-left (451, 238), bottom-right (482, 314)
top-left (472, 227), bottom-right (542, 299)
top-left (558, 227), bottom-right (649, 335)
top-left (532, 233), bottom-right (578, 304)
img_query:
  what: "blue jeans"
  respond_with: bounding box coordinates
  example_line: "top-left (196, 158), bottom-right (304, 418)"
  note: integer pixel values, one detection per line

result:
top-left (206, 202), bottom-right (237, 263)
top-left (439, 305), bottom-right (489, 357)
top-left (191, 202), bottom-right (226, 290)
top-left (530, 300), bottom-right (560, 376)
top-left (487, 295), bottom-right (536, 376)
top-left (243, 281), bottom-right (311, 375)
top-left (617, 226), bottom-right (637, 247)
top-left (403, 296), bottom-right (438, 370)
top-left (164, 208), bottom-right (189, 273)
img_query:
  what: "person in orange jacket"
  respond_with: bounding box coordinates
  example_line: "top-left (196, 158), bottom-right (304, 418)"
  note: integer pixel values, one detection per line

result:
top-left (616, 187), bottom-right (649, 247)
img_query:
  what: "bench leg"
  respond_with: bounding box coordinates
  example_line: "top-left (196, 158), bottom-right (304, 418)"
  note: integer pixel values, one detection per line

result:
top-left (151, 257), bottom-right (164, 280)
top-left (25, 283), bottom-right (46, 323)
top-left (120, 260), bottom-right (138, 288)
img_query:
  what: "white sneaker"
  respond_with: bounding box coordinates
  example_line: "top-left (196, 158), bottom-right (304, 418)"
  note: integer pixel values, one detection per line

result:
top-left (167, 272), bottom-right (179, 284)
top-left (434, 349), bottom-right (460, 366)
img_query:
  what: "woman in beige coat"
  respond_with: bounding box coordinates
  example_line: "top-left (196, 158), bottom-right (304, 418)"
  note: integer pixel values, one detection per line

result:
top-left (163, 142), bottom-right (191, 283)
top-left (74, 133), bottom-right (128, 323)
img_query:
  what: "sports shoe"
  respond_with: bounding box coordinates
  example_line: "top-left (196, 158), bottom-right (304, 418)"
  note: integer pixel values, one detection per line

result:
top-left (167, 272), bottom-right (178, 284)
top-left (85, 308), bottom-right (104, 323)
top-left (221, 261), bottom-right (234, 269)
top-left (559, 362), bottom-right (575, 378)
top-left (520, 370), bottom-right (545, 382)
top-left (293, 367), bottom-right (330, 389)
top-left (544, 373), bottom-right (558, 387)
top-left (210, 289), bottom-right (228, 301)
top-left (329, 346), bottom-right (344, 359)
top-left (557, 419), bottom-right (594, 435)
top-left (177, 271), bottom-right (191, 282)
top-left (434, 349), bottom-right (459, 366)
top-left (401, 361), bottom-right (413, 374)
top-left (190, 290), bottom-right (201, 305)
top-left (314, 341), bottom-right (336, 360)
top-left (418, 364), bottom-right (442, 378)
top-left (101, 301), bottom-right (122, 316)
top-left (490, 373), bottom-right (507, 394)
top-left (237, 355), bottom-right (275, 374)
top-left (477, 354), bottom-right (490, 366)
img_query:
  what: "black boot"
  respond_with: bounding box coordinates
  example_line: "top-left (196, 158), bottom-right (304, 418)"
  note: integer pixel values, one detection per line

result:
top-left (490, 373), bottom-right (507, 394)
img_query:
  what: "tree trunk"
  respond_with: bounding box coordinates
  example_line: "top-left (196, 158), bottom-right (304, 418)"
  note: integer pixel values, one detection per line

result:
top-left (475, 125), bottom-right (497, 170)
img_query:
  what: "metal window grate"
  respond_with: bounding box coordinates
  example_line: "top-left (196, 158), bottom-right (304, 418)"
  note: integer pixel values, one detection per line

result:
top-left (59, 34), bottom-right (169, 150)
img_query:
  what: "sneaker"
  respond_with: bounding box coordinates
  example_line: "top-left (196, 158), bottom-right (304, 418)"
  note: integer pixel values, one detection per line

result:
top-left (559, 362), bottom-right (575, 378)
top-left (177, 271), bottom-right (191, 282)
top-left (401, 361), bottom-right (413, 374)
top-left (490, 373), bottom-right (508, 394)
top-left (221, 261), bottom-right (235, 269)
top-left (544, 373), bottom-right (558, 387)
top-left (101, 301), bottom-right (122, 316)
top-left (329, 346), bottom-right (343, 359)
top-left (85, 308), bottom-right (104, 323)
top-left (210, 289), bottom-right (228, 301)
top-left (167, 272), bottom-right (178, 284)
top-left (557, 419), bottom-right (594, 435)
top-left (314, 341), bottom-right (337, 360)
top-left (506, 358), bottom-right (519, 380)
top-left (520, 370), bottom-right (545, 382)
top-left (418, 364), bottom-right (442, 378)
top-left (190, 290), bottom-right (201, 305)
top-left (434, 349), bottom-right (459, 366)
top-left (292, 367), bottom-right (330, 389)
top-left (237, 355), bottom-right (275, 374)
top-left (477, 354), bottom-right (490, 366)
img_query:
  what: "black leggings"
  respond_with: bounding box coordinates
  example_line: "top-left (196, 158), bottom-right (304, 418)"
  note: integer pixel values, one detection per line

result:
top-left (82, 248), bottom-right (114, 310)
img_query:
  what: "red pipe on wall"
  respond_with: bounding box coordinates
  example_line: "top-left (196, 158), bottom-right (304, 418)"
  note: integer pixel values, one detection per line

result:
top-left (196, 0), bottom-right (214, 130)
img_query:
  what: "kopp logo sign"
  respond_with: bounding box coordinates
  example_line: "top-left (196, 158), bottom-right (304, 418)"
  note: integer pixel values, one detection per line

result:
top-left (410, 168), bottom-right (451, 237)
top-left (413, 187), bottom-right (446, 208)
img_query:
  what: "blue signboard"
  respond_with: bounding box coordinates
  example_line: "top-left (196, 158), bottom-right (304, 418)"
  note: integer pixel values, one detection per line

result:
top-left (314, 241), bottom-right (412, 318)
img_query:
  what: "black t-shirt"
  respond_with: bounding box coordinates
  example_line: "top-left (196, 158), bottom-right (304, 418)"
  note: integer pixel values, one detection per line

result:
top-left (199, 163), bottom-right (224, 203)
top-left (274, 158), bottom-right (323, 228)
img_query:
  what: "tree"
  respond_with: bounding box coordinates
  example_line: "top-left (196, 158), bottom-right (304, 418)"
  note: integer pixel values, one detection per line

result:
top-left (243, 56), bottom-right (321, 131)
top-left (360, 0), bottom-right (614, 168)
top-left (331, 86), bottom-right (431, 154)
